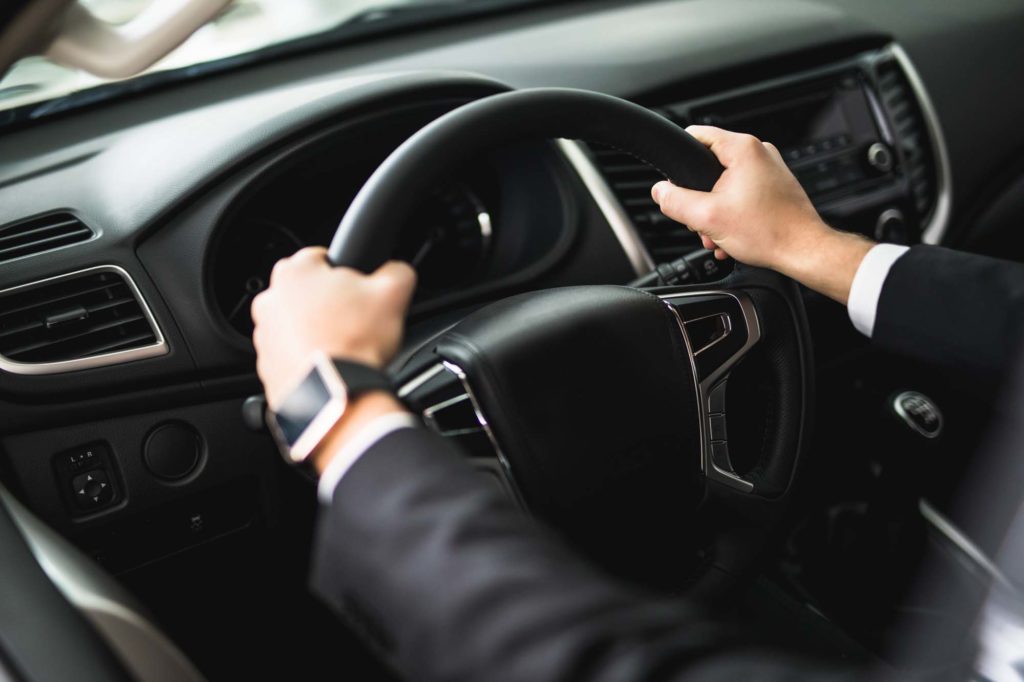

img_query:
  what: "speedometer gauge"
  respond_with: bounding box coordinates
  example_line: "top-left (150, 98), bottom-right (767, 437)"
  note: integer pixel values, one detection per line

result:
top-left (215, 219), bottom-right (305, 335)
top-left (396, 183), bottom-right (493, 293)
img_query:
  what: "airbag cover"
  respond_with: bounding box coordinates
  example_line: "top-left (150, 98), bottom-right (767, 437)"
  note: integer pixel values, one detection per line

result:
top-left (435, 286), bottom-right (702, 586)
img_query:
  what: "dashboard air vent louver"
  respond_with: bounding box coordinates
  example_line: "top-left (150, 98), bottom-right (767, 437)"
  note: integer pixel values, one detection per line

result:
top-left (0, 213), bottom-right (93, 264)
top-left (875, 59), bottom-right (937, 220)
top-left (586, 143), bottom-right (701, 261)
top-left (0, 267), bottom-right (163, 368)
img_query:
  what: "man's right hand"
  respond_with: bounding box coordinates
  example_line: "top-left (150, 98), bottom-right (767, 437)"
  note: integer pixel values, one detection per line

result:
top-left (651, 125), bottom-right (875, 304)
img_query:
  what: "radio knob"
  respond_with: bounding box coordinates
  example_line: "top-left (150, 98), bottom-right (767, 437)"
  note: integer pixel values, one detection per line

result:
top-left (875, 208), bottom-right (908, 244)
top-left (867, 142), bottom-right (894, 173)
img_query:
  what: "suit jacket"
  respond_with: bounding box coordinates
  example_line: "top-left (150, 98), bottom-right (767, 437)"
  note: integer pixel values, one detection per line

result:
top-left (873, 245), bottom-right (1024, 378)
top-left (309, 244), bottom-right (1024, 681)
top-left (310, 428), bottom-right (861, 681)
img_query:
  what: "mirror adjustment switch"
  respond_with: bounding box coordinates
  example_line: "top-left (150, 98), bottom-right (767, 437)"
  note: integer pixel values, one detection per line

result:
top-left (53, 443), bottom-right (121, 516)
top-left (71, 470), bottom-right (113, 510)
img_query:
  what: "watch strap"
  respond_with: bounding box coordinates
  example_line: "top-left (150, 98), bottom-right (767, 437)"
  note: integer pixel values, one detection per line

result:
top-left (331, 359), bottom-right (393, 398)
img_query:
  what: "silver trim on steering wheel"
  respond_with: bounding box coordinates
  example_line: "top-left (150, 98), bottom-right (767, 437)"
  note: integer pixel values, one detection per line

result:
top-left (661, 291), bottom-right (762, 493)
top-left (398, 361), bottom-right (527, 509)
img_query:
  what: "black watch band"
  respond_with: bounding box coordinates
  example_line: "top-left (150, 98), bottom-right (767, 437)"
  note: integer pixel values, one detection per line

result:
top-left (331, 359), bottom-right (393, 398)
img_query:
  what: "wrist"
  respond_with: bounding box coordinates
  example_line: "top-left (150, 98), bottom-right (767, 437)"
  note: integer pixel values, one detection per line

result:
top-left (310, 391), bottom-right (407, 475)
top-left (778, 220), bottom-right (875, 304)
top-left (770, 216), bottom-right (834, 277)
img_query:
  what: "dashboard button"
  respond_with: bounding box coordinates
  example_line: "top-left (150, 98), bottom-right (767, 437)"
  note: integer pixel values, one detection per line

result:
top-left (144, 422), bottom-right (202, 481)
top-left (72, 470), bottom-right (113, 510)
top-left (867, 142), bottom-right (894, 173)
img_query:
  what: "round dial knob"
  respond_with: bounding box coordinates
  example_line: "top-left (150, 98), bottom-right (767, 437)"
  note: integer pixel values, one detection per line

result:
top-left (866, 142), bottom-right (895, 173)
top-left (875, 208), bottom-right (908, 244)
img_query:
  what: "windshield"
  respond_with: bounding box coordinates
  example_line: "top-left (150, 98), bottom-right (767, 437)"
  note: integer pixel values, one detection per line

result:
top-left (0, 0), bottom-right (512, 123)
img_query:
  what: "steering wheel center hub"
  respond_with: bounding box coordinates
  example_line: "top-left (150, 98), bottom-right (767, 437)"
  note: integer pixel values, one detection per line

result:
top-left (435, 285), bottom-right (704, 586)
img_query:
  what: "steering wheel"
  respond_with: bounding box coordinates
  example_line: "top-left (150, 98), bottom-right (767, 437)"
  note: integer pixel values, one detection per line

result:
top-left (328, 88), bottom-right (813, 593)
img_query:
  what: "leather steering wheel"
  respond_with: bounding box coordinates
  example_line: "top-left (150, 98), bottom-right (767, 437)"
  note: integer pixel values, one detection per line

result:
top-left (328, 88), bottom-right (813, 592)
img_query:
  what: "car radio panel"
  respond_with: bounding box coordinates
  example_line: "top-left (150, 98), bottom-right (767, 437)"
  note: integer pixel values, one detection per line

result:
top-left (656, 59), bottom-right (928, 245)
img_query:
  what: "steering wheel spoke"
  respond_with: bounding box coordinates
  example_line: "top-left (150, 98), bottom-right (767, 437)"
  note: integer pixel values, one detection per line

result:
top-left (397, 360), bottom-right (526, 507)
top-left (662, 291), bottom-right (762, 493)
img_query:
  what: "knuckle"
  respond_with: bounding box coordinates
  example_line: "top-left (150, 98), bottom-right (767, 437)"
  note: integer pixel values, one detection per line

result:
top-left (293, 245), bottom-right (327, 262)
top-left (691, 201), bottom-right (714, 227)
top-left (250, 292), bottom-right (267, 319)
top-left (739, 133), bottom-right (762, 149)
top-left (269, 258), bottom-right (290, 282)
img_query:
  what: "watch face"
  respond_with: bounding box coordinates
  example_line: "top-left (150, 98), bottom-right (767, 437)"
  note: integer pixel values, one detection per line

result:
top-left (273, 368), bottom-right (334, 446)
top-left (270, 355), bottom-right (348, 462)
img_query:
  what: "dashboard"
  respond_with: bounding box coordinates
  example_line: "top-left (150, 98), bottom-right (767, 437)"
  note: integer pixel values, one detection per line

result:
top-left (208, 105), bottom-right (575, 336)
top-left (0, 0), bottom-right (1023, 582)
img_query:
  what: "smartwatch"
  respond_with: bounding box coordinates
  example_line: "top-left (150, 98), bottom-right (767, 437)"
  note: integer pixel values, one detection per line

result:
top-left (268, 352), bottom-right (393, 464)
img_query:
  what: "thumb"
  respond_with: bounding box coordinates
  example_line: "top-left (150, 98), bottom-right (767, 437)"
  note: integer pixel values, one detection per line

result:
top-left (652, 181), bottom-right (715, 229)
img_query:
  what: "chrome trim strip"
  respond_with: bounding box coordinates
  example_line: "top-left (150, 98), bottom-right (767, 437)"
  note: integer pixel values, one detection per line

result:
top-left (661, 291), bottom-right (762, 493)
top-left (0, 265), bottom-right (168, 375)
top-left (920, 498), bottom-right (1012, 590)
top-left (440, 360), bottom-right (528, 509)
top-left (396, 362), bottom-right (445, 398)
top-left (556, 139), bottom-right (656, 277)
top-left (888, 43), bottom-right (953, 245)
top-left (684, 312), bottom-right (733, 356)
top-left (422, 393), bottom-right (485, 437)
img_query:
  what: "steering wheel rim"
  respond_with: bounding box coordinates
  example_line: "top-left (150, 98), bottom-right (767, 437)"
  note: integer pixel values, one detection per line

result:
top-left (331, 86), bottom-right (812, 591)
top-left (327, 87), bottom-right (723, 270)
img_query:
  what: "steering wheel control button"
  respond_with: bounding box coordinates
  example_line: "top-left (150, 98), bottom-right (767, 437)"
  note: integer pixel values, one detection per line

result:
top-left (72, 470), bottom-right (113, 510)
top-left (144, 422), bottom-right (203, 481)
top-left (709, 414), bottom-right (728, 442)
top-left (892, 391), bottom-right (943, 439)
top-left (708, 381), bottom-right (728, 414)
top-left (710, 441), bottom-right (732, 471)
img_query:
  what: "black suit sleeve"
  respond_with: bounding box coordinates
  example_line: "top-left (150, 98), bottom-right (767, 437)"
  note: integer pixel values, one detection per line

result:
top-left (874, 246), bottom-right (1024, 377)
top-left (310, 427), bottom-right (859, 682)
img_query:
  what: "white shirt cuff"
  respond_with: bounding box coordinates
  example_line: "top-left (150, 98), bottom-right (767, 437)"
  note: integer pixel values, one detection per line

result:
top-left (847, 243), bottom-right (910, 337)
top-left (316, 411), bottom-right (420, 505)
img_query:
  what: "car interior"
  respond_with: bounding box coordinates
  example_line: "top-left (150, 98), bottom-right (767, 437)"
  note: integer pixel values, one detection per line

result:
top-left (2, 0), bottom-right (1024, 679)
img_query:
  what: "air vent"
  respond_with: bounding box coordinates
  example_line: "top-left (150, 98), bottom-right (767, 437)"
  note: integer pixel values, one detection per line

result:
top-left (875, 58), bottom-right (937, 220)
top-left (0, 213), bottom-right (93, 264)
top-left (0, 267), bottom-right (165, 373)
top-left (586, 143), bottom-right (701, 261)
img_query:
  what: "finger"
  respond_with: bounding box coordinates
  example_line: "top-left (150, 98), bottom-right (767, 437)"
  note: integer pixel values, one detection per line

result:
top-left (652, 181), bottom-right (716, 229)
top-left (685, 125), bottom-right (762, 167)
top-left (269, 255), bottom-right (295, 286)
top-left (250, 291), bottom-right (268, 323)
top-left (762, 141), bottom-right (784, 163)
top-left (700, 234), bottom-right (716, 251)
top-left (714, 248), bottom-right (729, 261)
top-left (373, 260), bottom-right (418, 307)
top-left (290, 245), bottom-right (328, 264)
